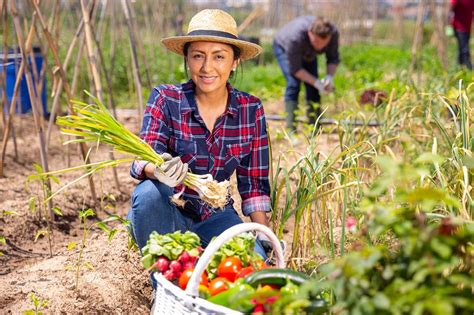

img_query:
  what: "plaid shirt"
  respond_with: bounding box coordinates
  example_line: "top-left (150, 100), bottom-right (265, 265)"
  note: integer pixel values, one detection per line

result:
top-left (130, 80), bottom-right (271, 220)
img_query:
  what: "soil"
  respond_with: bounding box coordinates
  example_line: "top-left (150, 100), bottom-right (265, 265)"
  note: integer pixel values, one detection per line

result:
top-left (0, 103), bottom-right (338, 314)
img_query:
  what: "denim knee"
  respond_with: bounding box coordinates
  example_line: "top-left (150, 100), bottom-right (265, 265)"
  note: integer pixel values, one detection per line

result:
top-left (128, 180), bottom-right (185, 250)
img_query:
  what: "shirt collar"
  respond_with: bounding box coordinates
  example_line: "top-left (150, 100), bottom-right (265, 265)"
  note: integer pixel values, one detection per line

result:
top-left (182, 80), bottom-right (238, 117)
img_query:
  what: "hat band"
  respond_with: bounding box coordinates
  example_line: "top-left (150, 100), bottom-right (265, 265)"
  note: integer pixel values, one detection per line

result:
top-left (187, 29), bottom-right (238, 40)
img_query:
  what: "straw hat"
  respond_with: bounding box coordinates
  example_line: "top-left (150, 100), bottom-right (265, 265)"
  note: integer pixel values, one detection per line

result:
top-left (161, 9), bottom-right (262, 61)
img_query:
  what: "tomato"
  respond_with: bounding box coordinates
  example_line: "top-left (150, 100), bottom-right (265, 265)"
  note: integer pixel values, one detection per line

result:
top-left (208, 277), bottom-right (230, 296)
top-left (217, 256), bottom-right (242, 282)
top-left (234, 266), bottom-right (254, 280)
top-left (178, 268), bottom-right (209, 290)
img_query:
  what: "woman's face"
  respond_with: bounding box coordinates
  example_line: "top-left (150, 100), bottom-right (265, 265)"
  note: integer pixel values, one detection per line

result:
top-left (186, 41), bottom-right (238, 95)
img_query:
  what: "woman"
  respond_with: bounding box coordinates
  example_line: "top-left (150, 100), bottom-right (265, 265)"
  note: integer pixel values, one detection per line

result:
top-left (127, 9), bottom-right (272, 263)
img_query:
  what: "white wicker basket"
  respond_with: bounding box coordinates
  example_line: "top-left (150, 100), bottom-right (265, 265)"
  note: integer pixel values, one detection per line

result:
top-left (151, 223), bottom-right (285, 315)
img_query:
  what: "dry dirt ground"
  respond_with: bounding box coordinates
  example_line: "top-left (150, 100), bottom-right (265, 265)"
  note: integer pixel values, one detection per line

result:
top-left (0, 104), bottom-right (339, 314)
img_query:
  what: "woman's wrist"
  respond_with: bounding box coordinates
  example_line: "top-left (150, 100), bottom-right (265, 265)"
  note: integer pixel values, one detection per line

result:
top-left (249, 211), bottom-right (269, 226)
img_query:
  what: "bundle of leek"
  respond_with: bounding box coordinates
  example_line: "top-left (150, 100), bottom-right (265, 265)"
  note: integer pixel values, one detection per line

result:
top-left (47, 92), bottom-right (229, 208)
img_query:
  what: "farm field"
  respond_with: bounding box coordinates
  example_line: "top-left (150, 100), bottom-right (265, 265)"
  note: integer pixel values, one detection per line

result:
top-left (1, 1), bottom-right (473, 314)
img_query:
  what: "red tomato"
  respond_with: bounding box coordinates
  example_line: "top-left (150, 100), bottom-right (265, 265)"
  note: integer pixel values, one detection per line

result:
top-left (234, 266), bottom-right (254, 280)
top-left (208, 277), bottom-right (229, 296)
top-left (217, 257), bottom-right (242, 282)
top-left (178, 268), bottom-right (209, 290)
top-left (178, 269), bottom-right (193, 290)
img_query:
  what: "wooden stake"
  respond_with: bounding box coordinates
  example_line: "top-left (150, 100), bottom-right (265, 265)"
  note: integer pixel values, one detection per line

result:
top-left (31, 0), bottom-right (97, 203)
top-left (45, 18), bottom-right (85, 147)
top-left (121, 0), bottom-right (144, 126)
top-left (429, 0), bottom-right (448, 70)
top-left (11, 7), bottom-right (53, 217)
top-left (0, 0), bottom-right (18, 166)
top-left (410, 0), bottom-right (425, 85)
top-left (127, 0), bottom-right (152, 89)
top-left (80, 0), bottom-right (121, 193)
top-left (0, 26), bottom-right (25, 177)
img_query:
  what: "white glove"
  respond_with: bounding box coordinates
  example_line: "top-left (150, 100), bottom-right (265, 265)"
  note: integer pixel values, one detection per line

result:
top-left (153, 153), bottom-right (188, 187)
top-left (321, 75), bottom-right (334, 92)
top-left (313, 79), bottom-right (327, 94)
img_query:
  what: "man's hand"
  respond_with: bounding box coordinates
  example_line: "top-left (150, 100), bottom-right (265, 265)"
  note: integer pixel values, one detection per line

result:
top-left (153, 153), bottom-right (188, 187)
top-left (313, 79), bottom-right (327, 94)
top-left (321, 75), bottom-right (334, 92)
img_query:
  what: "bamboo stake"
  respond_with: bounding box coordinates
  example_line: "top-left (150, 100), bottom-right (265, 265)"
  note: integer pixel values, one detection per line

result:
top-left (429, 0), bottom-right (448, 70)
top-left (31, 0), bottom-right (97, 203)
top-left (0, 18), bottom-right (26, 177)
top-left (45, 18), bottom-right (85, 147)
top-left (0, 0), bottom-right (18, 163)
top-left (89, 7), bottom-right (117, 118)
top-left (127, 0), bottom-right (152, 89)
top-left (11, 7), bottom-right (53, 217)
top-left (121, 0), bottom-right (144, 126)
top-left (410, 0), bottom-right (425, 85)
top-left (80, 0), bottom-right (121, 193)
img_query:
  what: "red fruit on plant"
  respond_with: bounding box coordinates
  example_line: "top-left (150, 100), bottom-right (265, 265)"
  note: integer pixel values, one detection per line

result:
top-left (208, 277), bottom-right (229, 296)
top-left (197, 246), bottom-right (204, 253)
top-left (154, 256), bottom-right (170, 273)
top-left (179, 251), bottom-right (191, 264)
top-left (217, 256), bottom-right (243, 282)
top-left (235, 266), bottom-right (254, 280)
top-left (169, 260), bottom-right (182, 273)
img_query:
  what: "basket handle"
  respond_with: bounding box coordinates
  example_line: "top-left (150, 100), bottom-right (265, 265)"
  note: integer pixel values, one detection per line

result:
top-left (184, 222), bottom-right (285, 297)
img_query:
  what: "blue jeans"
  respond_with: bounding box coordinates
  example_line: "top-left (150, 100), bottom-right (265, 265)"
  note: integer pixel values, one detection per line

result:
top-left (127, 180), bottom-right (267, 287)
top-left (455, 30), bottom-right (472, 70)
top-left (273, 41), bottom-right (321, 127)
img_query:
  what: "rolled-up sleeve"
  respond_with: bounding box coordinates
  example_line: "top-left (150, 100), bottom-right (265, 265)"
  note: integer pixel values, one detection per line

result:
top-left (130, 87), bottom-right (170, 180)
top-left (237, 101), bottom-right (271, 216)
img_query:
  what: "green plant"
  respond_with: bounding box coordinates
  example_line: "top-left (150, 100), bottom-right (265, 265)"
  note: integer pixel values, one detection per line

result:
top-left (22, 292), bottom-right (49, 315)
top-left (300, 156), bottom-right (473, 315)
top-left (26, 164), bottom-right (63, 257)
top-left (66, 208), bottom-right (96, 292)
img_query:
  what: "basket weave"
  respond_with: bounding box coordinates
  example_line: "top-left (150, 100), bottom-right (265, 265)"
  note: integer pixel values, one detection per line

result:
top-left (151, 223), bottom-right (285, 315)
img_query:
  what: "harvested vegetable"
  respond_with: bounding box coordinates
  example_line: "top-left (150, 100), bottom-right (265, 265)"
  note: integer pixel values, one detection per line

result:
top-left (50, 91), bottom-right (230, 208)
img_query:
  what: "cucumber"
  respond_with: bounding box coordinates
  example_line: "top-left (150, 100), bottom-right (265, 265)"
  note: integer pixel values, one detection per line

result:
top-left (245, 268), bottom-right (310, 287)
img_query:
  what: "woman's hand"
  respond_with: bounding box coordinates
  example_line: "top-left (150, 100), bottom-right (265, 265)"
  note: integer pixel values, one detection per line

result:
top-left (153, 153), bottom-right (188, 187)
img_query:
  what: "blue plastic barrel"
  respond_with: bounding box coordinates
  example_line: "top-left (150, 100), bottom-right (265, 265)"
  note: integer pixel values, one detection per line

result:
top-left (0, 47), bottom-right (48, 117)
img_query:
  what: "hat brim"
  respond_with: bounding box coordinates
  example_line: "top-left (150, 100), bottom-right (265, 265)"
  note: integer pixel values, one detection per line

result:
top-left (161, 35), bottom-right (262, 61)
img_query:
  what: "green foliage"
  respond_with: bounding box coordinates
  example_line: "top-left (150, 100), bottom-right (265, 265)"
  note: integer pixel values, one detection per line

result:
top-left (22, 292), bottom-right (49, 315)
top-left (299, 157), bottom-right (474, 315)
top-left (141, 230), bottom-right (201, 269)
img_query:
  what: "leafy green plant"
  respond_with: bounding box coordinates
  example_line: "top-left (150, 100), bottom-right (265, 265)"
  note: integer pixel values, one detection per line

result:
top-left (66, 208), bottom-right (96, 292)
top-left (22, 292), bottom-right (49, 315)
top-left (26, 164), bottom-right (63, 257)
top-left (299, 156), bottom-right (473, 315)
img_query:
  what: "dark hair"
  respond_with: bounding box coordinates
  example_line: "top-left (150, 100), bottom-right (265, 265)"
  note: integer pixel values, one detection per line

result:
top-left (182, 42), bottom-right (242, 79)
top-left (309, 17), bottom-right (334, 39)
top-left (183, 42), bottom-right (241, 60)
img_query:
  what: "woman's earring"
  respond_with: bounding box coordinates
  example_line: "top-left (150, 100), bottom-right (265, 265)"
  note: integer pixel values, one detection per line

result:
top-left (232, 68), bottom-right (236, 72)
